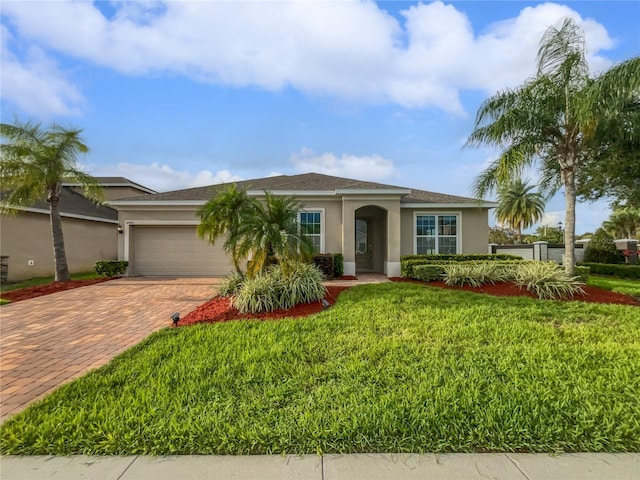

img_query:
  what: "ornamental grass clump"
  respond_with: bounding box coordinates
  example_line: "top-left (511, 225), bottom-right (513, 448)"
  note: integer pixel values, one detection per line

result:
top-left (514, 262), bottom-right (585, 300)
top-left (218, 271), bottom-right (245, 297)
top-left (231, 263), bottom-right (326, 314)
top-left (443, 263), bottom-right (510, 287)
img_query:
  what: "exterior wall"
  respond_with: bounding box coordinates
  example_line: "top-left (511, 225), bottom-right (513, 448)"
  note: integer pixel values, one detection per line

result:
top-left (400, 207), bottom-right (490, 256)
top-left (296, 198), bottom-right (343, 254)
top-left (490, 243), bottom-right (585, 263)
top-left (0, 212), bottom-right (118, 282)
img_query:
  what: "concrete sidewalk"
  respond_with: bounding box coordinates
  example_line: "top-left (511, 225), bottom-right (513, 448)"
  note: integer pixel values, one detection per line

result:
top-left (1, 453), bottom-right (638, 479)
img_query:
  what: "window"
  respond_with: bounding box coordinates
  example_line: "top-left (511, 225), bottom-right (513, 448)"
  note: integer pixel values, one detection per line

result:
top-left (415, 214), bottom-right (458, 254)
top-left (299, 211), bottom-right (322, 254)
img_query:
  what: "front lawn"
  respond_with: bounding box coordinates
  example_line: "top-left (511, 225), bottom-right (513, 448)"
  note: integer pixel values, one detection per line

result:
top-left (1, 283), bottom-right (638, 455)
top-left (587, 274), bottom-right (640, 298)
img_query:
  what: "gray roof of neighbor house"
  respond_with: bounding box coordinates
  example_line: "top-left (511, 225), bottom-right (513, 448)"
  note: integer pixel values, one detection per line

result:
top-left (110, 172), bottom-right (486, 205)
top-left (64, 177), bottom-right (157, 194)
top-left (1, 187), bottom-right (118, 221)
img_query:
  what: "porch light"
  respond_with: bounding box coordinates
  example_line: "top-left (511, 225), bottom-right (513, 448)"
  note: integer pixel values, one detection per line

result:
top-left (171, 312), bottom-right (180, 326)
top-left (117, 225), bottom-right (123, 234)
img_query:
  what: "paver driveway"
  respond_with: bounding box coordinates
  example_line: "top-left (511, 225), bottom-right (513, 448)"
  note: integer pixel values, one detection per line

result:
top-left (0, 277), bottom-right (220, 422)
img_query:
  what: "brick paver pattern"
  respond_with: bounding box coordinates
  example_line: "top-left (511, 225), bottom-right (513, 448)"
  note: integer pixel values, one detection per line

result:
top-left (0, 277), bottom-right (220, 422)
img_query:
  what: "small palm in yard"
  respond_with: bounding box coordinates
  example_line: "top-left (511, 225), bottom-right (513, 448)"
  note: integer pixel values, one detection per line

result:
top-left (494, 179), bottom-right (545, 243)
top-left (1, 120), bottom-right (102, 282)
top-left (197, 183), bottom-right (252, 274)
top-left (236, 191), bottom-right (314, 277)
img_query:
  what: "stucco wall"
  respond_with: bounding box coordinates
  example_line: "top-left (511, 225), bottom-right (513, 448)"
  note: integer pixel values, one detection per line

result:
top-left (400, 207), bottom-right (490, 256)
top-left (1, 212), bottom-right (118, 282)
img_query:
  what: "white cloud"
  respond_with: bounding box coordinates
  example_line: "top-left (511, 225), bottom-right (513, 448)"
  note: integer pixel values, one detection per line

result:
top-left (0, 25), bottom-right (84, 117)
top-left (87, 162), bottom-right (242, 192)
top-left (290, 147), bottom-right (400, 183)
top-left (0, 1), bottom-right (615, 116)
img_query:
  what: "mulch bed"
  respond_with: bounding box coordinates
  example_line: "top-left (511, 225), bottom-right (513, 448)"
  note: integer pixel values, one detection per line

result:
top-left (178, 286), bottom-right (351, 327)
top-left (390, 278), bottom-right (640, 307)
top-left (0, 278), bottom-right (113, 303)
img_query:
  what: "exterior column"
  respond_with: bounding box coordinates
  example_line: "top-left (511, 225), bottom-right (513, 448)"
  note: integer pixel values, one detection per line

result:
top-left (385, 203), bottom-right (401, 277)
top-left (533, 241), bottom-right (548, 261)
top-left (342, 199), bottom-right (356, 276)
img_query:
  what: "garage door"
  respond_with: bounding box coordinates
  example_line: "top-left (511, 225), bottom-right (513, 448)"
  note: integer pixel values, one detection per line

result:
top-left (131, 226), bottom-right (234, 276)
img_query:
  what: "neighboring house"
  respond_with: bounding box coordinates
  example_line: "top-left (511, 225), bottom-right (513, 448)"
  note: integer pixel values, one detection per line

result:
top-left (0, 177), bottom-right (156, 282)
top-left (109, 172), bottom-right (496, 278)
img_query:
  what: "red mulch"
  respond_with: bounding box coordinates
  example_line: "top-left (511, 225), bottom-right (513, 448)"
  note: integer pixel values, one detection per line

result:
top-left (178, 286), bottom-right (351, 327)
top-left (390, 278), bottom-right (640, 307)
top-left (1, 278), bottom-right (113, 303)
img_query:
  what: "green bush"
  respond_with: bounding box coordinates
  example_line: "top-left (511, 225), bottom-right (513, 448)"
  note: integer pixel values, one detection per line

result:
top-left (401, 255), bottom-right (525, 278)
top-left (333, 253), bottom-right (344, 278)
top-left (413, 265), bottom-right (446, 282)
top-left (513, 262), bottom-right (585, 300)
top-left (231, 263), bottom-right (326, 314)
top-left (218, 271), bottom-right (245, 297)
top-left (94, 261), bottom-right (128, 277)
top-left (583, 229), bottom-right (623, 264)
top-left (574, 266), bottom-right (590, 283)
top-left (312, 254), bottom-right (335, 280)
top-left (578, 263), bottom-right (640, 279)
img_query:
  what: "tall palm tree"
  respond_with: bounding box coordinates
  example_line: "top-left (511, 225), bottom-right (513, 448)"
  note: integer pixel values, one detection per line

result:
top-left (494, 179), bottom-right (545, 243)
top-left (1, 120), bottom-right (102, 282)
top-left (197, 183), bottom-right (253, 274)
top-left (235, 191), bottom-right (313, 277)
top-left (467, 18), bottom-right (640, 274)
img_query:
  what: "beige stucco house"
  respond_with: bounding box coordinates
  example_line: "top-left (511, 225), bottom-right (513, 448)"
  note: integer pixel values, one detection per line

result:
top-left (109, 173), bottom-right (496, 278)
top-left (0, 177), bottom-right (155, 282)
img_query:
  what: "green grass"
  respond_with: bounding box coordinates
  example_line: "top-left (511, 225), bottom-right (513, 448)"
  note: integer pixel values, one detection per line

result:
top-left (1, 283), bottom-right (639, 455)
top-left (587, 275), bottom-right (640, 297)
top-left (0, 271), bottom-right (100, 293)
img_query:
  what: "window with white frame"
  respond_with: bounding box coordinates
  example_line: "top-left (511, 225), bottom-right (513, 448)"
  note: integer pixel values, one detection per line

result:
top-left (299, 211), bottom-right (322, 254)
top-left (415, 214), bottom-right (458, 254)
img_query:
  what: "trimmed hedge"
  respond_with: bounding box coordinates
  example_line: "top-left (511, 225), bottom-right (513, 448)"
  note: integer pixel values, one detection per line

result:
top-left (578, 263), bottom-right (640, 279)
top-left (574, 266), bottom-right (590, 283)
top-left (333, 253), bottom-right (344, 278)
top-left (94, 261), bottom-right (128, 277)
top-left (311, 253), bottom-right (344, 280)
top-left (401, 254), bottom-right (525, 278)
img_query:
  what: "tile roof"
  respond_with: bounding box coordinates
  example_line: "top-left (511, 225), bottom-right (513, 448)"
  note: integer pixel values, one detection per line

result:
top-left (1, 187), bottom-right (118, 221)
top-left (111, 172), bottom-right (482, 204)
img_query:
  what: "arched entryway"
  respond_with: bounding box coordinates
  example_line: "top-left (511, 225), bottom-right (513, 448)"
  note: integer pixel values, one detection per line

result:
top-left (354, 206), bottom-right (387, 273)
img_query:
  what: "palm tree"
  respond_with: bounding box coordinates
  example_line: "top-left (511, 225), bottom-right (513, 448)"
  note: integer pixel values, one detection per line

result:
top-left (197, 183), bottom-right (253, 274)
top-left (235, 191), bottom-right (313, 277)
top-left (602, 207), bottom-right (640, 239)
top-left (1, 120), bottom-right (102, 282)
top-left (467, 18), bottom-right (640, 274)
top-left (494, 179), bottom-right (545, 243)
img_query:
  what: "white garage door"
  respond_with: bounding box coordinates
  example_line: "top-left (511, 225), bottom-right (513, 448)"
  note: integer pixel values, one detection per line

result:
top-left (131, 226), bottom-right (234, 276)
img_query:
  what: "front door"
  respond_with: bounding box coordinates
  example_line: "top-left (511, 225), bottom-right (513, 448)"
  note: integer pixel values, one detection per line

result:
top-left (355, 218), bottom-right (373, 272)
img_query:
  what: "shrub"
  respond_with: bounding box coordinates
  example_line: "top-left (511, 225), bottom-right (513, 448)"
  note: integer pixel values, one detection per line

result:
top-left (578, 263), bottom-right (640, 279)
top-left (333, 253), bottom-right (344, 278)
top-left (583, 229), bottom-right (622, 264)
top-left (413, 265), bottom-right (446, 282)
top-left (94, 261), bottom-right (128, 277)
top-left (218, 271), bottom-right (245, 297)
top-left (442, 263), bottom-right (513, 287)
top-left (231, 263), bottom-right (326, 314)
top-left (574, 266), bottom-right (590, 283)
top-left (401, 254), bottom-right (525, 278)
top-left (312, 254), bottom-right (335, 280)
top-left (513, 262), bottom-right (585, 300)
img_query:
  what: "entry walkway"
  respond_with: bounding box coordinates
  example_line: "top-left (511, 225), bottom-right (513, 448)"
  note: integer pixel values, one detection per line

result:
top-left (0, 277), bottom-right (219, 422)
top-left (1, 453), bottom-right (638, 479)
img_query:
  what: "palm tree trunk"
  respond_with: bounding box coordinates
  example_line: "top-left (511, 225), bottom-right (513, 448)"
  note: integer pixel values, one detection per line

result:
top-left (563, 168), bottom-right (577, 276)
top-left (49, 187), bottom-right (70, 282)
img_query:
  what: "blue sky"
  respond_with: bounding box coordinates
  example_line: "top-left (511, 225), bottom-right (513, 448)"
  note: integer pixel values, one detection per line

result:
top-left (2, 1), bottom-right (639, 234)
